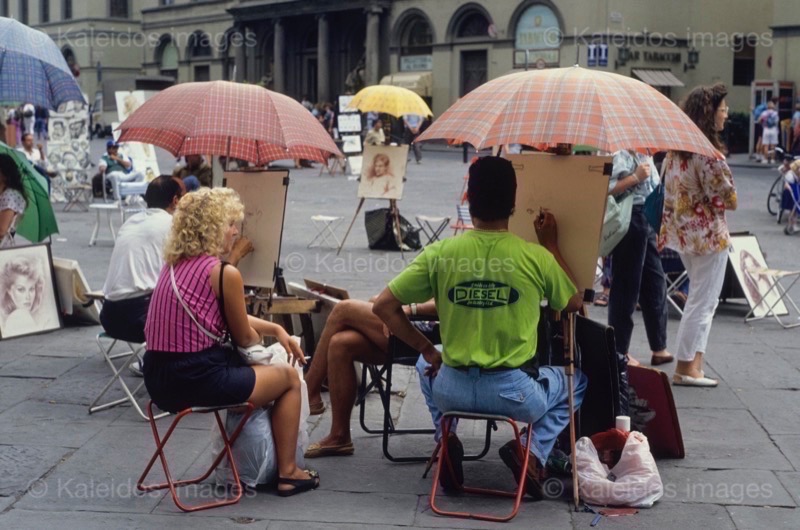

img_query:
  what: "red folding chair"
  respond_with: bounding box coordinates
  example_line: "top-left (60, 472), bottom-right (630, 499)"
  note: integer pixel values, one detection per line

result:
top-left (137, 400), bottom-right (255, 512)
top-left (430, 411), bottom-right (533, 523)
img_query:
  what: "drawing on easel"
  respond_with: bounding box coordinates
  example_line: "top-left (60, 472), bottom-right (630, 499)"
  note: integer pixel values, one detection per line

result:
top-left (223, 170), bottom-right (289, 289)
top-left (358, 144), bottom-right (408, 200)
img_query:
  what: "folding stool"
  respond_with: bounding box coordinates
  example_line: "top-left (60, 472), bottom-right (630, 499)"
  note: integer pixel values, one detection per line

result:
top-left (450, 205), bottom-right (474, 235)
top-left (430, 411), bottom-right (533, 523)
top-left (416, 215), bottom-right (451, 246)
top-left (308, 215), bottom-right (344, 248)
top-left (744, 267), bottom-right (800, 329)
top-left (88, 332), bottom-right (168, 420)
top-left (138, 401), bottom-right (255, 512)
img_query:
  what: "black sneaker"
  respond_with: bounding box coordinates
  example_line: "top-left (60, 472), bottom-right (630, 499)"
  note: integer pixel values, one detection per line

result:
top-left (438, 433), bottom-right (464, 492)
top-left (499, 439), bottom-right (545, 500)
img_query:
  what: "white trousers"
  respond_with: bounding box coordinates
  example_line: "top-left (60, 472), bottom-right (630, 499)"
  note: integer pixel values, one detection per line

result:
top-left (107, 170), bottom-right (145, 200)
top-left (675, 250), bottom-right (728, 362)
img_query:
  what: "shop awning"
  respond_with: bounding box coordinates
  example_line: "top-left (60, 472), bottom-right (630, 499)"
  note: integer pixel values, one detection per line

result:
top-left (632, 69), bottom-right (684, 87)
top-left (380, 72), bottom-right (433, 98)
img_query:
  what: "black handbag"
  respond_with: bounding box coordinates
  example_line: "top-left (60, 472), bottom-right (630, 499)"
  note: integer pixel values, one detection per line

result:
top-left (364, 208), bottom-right (421, 251)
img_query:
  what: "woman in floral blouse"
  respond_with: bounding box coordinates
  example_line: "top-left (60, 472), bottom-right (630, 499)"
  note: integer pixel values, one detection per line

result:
top-left (659, 83), bottom-right (737, 387)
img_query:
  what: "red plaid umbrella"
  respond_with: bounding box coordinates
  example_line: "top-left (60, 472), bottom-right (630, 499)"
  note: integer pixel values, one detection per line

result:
top-left (117, 81), bottom-right (342, 164)
top-left (417, 66), bottom-right (723, 160)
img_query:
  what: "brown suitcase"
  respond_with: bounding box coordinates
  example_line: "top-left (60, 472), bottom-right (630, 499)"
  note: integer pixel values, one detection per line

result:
top-left (627, 365), bottom-right (685, 458)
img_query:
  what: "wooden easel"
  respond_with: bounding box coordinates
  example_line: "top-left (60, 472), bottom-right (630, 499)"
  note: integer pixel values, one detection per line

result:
top-left (245, 267), bottom-right (321, 356)
top-left (337, 198), bottom-right (405, 258)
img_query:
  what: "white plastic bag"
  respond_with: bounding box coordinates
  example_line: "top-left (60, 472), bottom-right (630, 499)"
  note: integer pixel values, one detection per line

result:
top-left (213, 336), bottom-right (309, 488)
top-left (575, 431), bottom-right (663, 508)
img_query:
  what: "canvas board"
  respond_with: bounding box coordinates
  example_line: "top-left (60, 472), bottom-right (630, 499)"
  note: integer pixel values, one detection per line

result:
top-left (727, 234), bottom-right (788, 317)
top-left (47, 102), bottom-right (91, 184)
top-left (507, 153), bottom-right (612, 291)
top-left (358, 144), bottom-right (408, 200)
top-left (224, 170), bottom-right (290, 289)
top-left (53, 257), bottom-right (100, 323)
top-left (337, 113), bottom-right (362, 133)
top-left (0, 244), bottom-right (62, 340)
top-left (348, 156), bottom-right (363, 176)
top-left (114, 91), bottom-right (161, 176)
top-left (341, 134), bottom-right (362, 154)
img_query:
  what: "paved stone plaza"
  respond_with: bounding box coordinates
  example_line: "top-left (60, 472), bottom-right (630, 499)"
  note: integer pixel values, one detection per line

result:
top-left (0, 143), bottom-right (798, 529)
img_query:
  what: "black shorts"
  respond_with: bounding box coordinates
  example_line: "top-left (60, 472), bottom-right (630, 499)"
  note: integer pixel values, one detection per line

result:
top-left (143, 346), bottom-right (256, 414)
top-left (99, 295), bottom-right (150, 344)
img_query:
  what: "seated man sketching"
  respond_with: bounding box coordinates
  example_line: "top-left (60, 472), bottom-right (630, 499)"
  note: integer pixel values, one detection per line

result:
top-left (372, 156), bottom-right (587, 499)
top-left (97, 140), bottom-right (145, 201)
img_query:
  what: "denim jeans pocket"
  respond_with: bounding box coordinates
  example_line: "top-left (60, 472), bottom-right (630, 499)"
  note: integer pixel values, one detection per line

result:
top-left (498, 389), bottom-right (527, 404)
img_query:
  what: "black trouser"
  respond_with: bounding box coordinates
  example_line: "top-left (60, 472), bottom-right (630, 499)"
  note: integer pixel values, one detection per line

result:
top-left (99, 294), bottom-right (151, 344)
top-left (608, 205), bottom-right (667, 355)
top-left (405, 131), bottom-right (422, 162)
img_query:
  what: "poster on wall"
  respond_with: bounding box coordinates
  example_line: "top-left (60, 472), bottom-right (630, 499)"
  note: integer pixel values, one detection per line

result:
top-left (114, 91), bottom-right (161, 176)
top-left (507, 153), bottom-right (612, 292)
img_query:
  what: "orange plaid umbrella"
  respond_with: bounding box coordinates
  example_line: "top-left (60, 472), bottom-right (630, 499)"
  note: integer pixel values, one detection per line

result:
top-left (118, 81), bottom-right (342, 164)
top-left (417, 66), bottom-right (723, 160)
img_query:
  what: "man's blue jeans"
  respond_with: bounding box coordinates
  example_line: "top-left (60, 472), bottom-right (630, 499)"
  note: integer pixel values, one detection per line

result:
top-left (416, 355), bottom-right (587, 466)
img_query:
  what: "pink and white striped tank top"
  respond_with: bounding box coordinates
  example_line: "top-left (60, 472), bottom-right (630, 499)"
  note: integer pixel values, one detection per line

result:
top-left (145, 254), bottom-right (225, 352)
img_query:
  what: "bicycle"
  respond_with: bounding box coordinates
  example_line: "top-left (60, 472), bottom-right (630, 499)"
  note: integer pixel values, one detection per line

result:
top-left (767, 174), bottom-right (785, 222)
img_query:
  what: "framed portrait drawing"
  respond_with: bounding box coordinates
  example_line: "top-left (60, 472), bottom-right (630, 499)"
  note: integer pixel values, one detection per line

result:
top-left (341, 134), bottom-right (362, 154)
top-left (358, 144), bottom-right (409, 200)
top-left (0, 244), bottom-right (62, 340)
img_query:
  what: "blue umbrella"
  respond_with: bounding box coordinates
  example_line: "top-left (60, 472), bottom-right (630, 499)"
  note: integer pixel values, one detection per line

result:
top-left (0, 17), bottom-right (85, 109)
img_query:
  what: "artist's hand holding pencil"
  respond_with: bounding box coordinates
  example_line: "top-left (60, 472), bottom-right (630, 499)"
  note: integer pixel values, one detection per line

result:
top-left (534, 208), bottom-right (559, 251)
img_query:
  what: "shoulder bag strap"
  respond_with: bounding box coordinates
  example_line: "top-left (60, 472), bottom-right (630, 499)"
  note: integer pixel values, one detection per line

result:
top-left (170, 264), bottom-right (223, 343)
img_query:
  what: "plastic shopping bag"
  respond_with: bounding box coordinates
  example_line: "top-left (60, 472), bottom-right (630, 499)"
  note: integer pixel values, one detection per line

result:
top-left (575, 431), bottom-right (663, 508)
top-left (213, 337), bottom-right (309, 488)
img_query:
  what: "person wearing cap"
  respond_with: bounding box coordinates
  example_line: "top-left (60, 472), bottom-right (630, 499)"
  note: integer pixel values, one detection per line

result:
top-left (372, 156), bottom-right (587, 499)
top-left (98, 140), bottom-right (145, 201)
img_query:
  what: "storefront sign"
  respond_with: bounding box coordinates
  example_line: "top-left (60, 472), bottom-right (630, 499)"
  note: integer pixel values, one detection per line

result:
top-left (514, 49), bottom-right (560, 68)
top-left (627, 50), bottom-right (681, 63)
top-left (515, 4), bottom-right (561, 50)
top-left (400, 55), bottom-right (433, 72)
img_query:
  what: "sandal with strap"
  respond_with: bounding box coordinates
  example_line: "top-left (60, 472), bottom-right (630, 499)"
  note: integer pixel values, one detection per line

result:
top-left (277, 470), bottom-right (320, 497)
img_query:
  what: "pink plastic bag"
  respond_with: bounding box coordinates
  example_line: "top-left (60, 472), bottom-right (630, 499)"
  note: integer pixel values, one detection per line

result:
top-left (575, 431), bottom-right (663, 508)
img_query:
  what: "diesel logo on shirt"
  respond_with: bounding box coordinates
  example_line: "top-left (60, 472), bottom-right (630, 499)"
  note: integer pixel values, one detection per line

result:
top-left (448, 281), bottom-right (520, 308)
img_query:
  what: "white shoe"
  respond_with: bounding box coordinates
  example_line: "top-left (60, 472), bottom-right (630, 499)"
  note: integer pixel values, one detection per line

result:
top-left (128, 360), bottom-right (143, 377)
top-left (672, 373), bottom-right (718, 387)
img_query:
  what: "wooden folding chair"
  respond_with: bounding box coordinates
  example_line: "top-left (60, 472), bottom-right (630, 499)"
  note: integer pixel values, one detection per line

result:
top-left (88, 332), bottom-right (168, 421)
top-left (744, 267), bottom-right (800, 329)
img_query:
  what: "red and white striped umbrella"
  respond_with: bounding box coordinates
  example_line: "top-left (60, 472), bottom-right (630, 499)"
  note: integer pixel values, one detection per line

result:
top-left (117, 81), bottom-right (342, 164)
top-left (417, 66), bottom-right (723, 160)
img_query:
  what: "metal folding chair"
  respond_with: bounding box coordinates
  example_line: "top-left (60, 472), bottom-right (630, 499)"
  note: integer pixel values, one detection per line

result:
top-left (88, 332), bottom-right (168, 420)
top-left (416, 215), bottom-right (450, 246)
top-left (138, 401), bottom-right (255, 512)
top-left (430, 411), bottom-right (533, 523)
top-left (308, 215), bottom-right (344, 249)
top-left (450, 205), bottom-right (474, 235)
top-left (744, 267), bottom-right (800, 329)
top-left (356, 320), bottom-right (493, 463)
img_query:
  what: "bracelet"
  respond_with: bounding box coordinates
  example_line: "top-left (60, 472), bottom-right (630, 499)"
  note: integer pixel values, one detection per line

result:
top-left (410, 303), bottom-right (418, 315)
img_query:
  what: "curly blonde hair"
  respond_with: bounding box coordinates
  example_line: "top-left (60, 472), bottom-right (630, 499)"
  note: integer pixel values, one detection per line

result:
top-left (164, 188), bottom-right (244, 265)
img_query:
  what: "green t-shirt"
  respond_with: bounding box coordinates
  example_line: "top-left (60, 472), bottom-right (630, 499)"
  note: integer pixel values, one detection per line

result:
top-left (388, 230), bottom-right (576, 369)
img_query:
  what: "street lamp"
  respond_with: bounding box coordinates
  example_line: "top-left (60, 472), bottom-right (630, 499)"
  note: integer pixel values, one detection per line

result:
top-left (615, 45), bottom-right (630, 70)
top-left (684, 47), bottom-right (699, 72)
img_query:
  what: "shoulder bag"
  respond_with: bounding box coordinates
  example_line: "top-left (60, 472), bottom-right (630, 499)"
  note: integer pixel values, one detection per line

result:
top-left (599, 191), bottom-right (633, 257)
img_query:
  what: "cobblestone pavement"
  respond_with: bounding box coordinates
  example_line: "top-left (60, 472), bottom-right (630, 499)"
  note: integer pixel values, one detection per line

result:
top-left (0, 142), bottom-right (797, 529)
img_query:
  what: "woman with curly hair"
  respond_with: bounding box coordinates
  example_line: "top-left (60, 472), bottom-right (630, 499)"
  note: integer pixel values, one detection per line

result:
top-left (0, 256), bottom-right (43, 333)
top-left (0, 154), bottom-right (28, 248)
top-left (659, 83), bottom-right (737, 387)
top-left (143, 187), bottom-right (320, 496)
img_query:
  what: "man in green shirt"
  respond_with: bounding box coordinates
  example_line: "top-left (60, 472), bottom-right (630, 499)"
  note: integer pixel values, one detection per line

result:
top-left (373, 156), bottom-right (587, 498)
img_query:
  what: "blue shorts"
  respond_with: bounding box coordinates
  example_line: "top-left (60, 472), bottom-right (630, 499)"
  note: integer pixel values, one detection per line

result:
top-left (143, 346), bottom-right (256, 413)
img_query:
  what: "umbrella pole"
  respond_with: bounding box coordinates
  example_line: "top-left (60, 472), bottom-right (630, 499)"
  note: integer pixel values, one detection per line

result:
top-left (564, 311), bottom-right (580, 511)
top-left (337, 198), bottom-right (365, 256)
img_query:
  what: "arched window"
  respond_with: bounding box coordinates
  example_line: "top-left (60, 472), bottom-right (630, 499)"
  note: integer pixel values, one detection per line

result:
top-left (188, 31), bottom-right (213, 59)
top-left (395, 11), bottom-right (434, 72)
top-left (156, 37), bottom-right (179, 79)
top-left (511, 2), bottom-right (562, 68)
top-left (456, 12), bottom-right (490, 39)
top-left (62, 47), bottom-right (79, 77)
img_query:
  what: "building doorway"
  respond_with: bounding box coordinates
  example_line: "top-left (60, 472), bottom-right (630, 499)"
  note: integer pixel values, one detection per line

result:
top-left (460, 50), bottom-right (487, 96)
